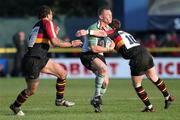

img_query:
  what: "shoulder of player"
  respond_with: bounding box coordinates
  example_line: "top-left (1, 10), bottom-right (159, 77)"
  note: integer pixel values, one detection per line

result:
top-left (88, 22), bottom-right (99, 30)
top-left (118, 30), bottom-right (129, 35)
top-left (42, 19), bottom-right (55, 26)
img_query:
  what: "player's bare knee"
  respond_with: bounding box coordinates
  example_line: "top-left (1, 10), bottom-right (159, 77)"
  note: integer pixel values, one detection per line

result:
top-left (29, 90), bottom-right (36, 96)
top-left (150, 76), bottom-right (159, 82)
top-left (25, 89), bottom-right (36, 96)
top-left (103, 81), bottom-right (109, 87)
top-left (99, 65), bottom-right (108, 74)
top-left (60, 75), bottom-right (67, 80)
top-left (58, 70), bottom-right (67, 80)
top-left (133, 82), bottom-right (142, 88)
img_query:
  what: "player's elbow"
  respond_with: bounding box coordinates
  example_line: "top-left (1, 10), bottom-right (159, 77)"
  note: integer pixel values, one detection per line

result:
top-left (51, 38), bottom-right (59, 47)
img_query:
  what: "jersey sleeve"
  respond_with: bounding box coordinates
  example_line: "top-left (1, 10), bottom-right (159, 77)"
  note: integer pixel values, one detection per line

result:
top-left (43, 20), bottom-right (57, 40)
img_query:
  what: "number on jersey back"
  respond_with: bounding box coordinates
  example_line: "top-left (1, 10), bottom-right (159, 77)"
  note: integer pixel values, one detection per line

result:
top-left (118, 31), bottom-right (140, 49)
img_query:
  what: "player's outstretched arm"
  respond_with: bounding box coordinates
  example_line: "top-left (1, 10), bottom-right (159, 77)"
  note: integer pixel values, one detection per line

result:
top-left (71, 39), bottom-right (83, 47)
top-left (90, 45), bottom-right (114, 53)
top-left (50, 37), bottom-right (82, 48)
top-left (76, 29), bottom-right (107, 37)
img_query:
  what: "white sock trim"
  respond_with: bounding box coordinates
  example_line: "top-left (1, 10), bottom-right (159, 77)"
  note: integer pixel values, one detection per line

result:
top-left (147, 104), bottom-right (153, 109)
top-left (165, 94), bottom-right (170, 100)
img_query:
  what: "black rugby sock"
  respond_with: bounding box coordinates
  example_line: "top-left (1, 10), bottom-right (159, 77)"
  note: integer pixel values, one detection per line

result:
top-left (56, 78), bottom-right (66, 99)
top-left (135, 86), bottom-right (151, 107)
top-left (13, 89), bottom-right (29, 107)
top-left (153, 78), bottom-right (169, 97)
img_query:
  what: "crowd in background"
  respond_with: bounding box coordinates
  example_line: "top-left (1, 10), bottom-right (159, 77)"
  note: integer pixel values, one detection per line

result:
top-left (0, 30), bottom-right (180, 77)
top-left (137, 31), bottom-right (180, 57)
top-left (51, 31), bottom-right (180, 58)
top-left (11, 30), bottom-right (180, 60)
top-left (0, 1), bottom-right (179, 78)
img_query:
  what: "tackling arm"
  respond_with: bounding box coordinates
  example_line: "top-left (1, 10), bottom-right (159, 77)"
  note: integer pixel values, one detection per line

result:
top-left (90, 45), bottom-right (113, 53)
top-left (76, 29), bottom-right (107, 37)
top-left (50, 38), bottom-right (82, 48)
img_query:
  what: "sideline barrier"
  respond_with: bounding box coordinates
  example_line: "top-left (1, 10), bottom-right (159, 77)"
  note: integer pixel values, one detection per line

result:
top-left (1, 47), bottom-right (180, 54)
top-left (0, 48), bottom-right (81, 54)
top-left (40, 58), bottom-right (180, 79)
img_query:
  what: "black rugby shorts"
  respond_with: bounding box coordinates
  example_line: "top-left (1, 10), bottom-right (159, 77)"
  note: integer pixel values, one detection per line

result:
top-left (22, 56), bottom-right (49, 79)
top-left (80, 52), bottom-right (106, 71)
top-left (129, 49), bottom-right (154, 76)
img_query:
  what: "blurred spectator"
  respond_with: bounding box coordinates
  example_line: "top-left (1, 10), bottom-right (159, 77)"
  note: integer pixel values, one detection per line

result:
top-left (160, 33), bottom-right (180, 57)
top-left (171, 32), bottom-right (180, 44)
top-left (11, 31), bottom-right (27, 77)
top-left (0, 64), bottom-right (6, 77)
top-left (161, 33), bottom-right (179, 47)
top-left (143, 33), bottom-right (160, 56)
top-left (143, 34), bottom-right (160, 48)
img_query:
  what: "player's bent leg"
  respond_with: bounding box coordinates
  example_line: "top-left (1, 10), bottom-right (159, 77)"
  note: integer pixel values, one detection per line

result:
top-left (145, 66), bottom-right (158, 82)
top-left (90, 73), bottom-right (103, 112)
top-left (92, 58), bottom-right (107, 97)
top-left (101, 71), bottom-right (109, 95)
top-left (100, 82), bottom-right (108, 97)
top-left (25, 79), bottom-right (40, 96)
top-left (99, 68), bottom-right (109, 106)
top-left (100, 75), bottom-right (109, 104)
top-left (90, 58), bottom-right (107, 112)
top-left (132, 76), bottom-right (155, 112)
top-left (41, 59), bottom-right (75, 107)
top-left (10, 79), bottom-right (40, 116)
top-left (41, 59), bottom-right (67, 79)
top-left (146, 67), bottom-right (175, 109)
top-left (55, 78), bottom-right (75, 107)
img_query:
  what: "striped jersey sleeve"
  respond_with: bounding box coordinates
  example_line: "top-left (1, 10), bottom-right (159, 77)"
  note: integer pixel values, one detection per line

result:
top-left (43, 20), bottom-right (57, 40)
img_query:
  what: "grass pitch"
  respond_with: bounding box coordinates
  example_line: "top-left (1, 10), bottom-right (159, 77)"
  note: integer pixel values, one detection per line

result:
top-left (0, 78), bottom-right (179, 120)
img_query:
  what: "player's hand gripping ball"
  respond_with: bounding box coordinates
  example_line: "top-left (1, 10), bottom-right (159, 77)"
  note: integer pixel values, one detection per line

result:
top-left (98, 37), bottom-right (113, 48)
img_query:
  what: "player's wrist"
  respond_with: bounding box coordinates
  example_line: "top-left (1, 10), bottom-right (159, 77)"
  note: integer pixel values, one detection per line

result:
top-left (107, 46), bottom-right (113, 52)
top-left (89, 30), bottom-right (94, 35)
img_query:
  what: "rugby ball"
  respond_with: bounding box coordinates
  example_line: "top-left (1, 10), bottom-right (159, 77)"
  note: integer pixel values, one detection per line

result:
top-left (98, 37), bottom-right (113, 47)
top-left (104, 37), bottom-right (113, 47)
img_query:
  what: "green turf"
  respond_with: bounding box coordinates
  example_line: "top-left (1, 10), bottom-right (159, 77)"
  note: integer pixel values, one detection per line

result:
top-left (0, 78), bottom-right (179, 120)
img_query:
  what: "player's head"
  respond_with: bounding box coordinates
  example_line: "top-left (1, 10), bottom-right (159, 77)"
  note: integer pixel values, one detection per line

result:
top-left (38, 5), bottom-right (53, 20)
top-left (109, 19), bottom-right (121, 30)
top-left (98, 6), bottom-right (112, 24)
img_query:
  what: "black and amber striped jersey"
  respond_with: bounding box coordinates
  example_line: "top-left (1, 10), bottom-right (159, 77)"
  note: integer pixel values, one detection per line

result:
top-left (26, 18), bottom-right (58, 58)
top-left (108, 30), bottom-right (144, 59)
